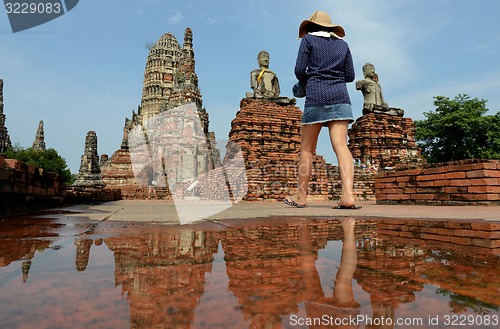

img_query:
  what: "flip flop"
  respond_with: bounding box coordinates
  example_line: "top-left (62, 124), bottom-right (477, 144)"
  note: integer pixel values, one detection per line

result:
top-left (333, 204), bottom-right (363, 209)
top-left (284, 197), bottom-right (307, 208)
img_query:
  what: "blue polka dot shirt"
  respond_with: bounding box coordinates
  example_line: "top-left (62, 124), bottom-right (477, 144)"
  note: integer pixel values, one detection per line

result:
top-left (294, 34), bottom-right (355, 107)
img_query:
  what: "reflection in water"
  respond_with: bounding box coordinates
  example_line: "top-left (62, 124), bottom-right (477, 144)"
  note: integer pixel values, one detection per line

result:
top-left (0, 215), bottom-right (498, 328)
top-left (105, 229), bottom-right (219, 328)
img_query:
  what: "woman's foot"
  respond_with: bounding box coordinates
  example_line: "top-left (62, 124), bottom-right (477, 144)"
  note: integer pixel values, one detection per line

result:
top-left (284, 196), bottom-right (307, 208)
top-left (334, 195), bottom-right (361, 209)
top-left (337, 194), bottom-right (356, 207)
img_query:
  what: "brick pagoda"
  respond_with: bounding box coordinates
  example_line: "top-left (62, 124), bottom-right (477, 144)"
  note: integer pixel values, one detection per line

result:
top-left (348, 109), bottom-right (425, 169)
top-left (224, 98), bottom-right (331, 201)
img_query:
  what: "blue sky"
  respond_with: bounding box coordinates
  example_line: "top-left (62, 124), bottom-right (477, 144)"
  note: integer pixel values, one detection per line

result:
top-left (1, 0), bottom-right (500, 173)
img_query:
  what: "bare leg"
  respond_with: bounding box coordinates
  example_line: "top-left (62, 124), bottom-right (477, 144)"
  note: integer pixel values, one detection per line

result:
top-left (294, 123), bottom-right (322, 205)
top-left (327, 120), bottom-right (355, 206)
top-left (332, 217), bottom-right (359, 307)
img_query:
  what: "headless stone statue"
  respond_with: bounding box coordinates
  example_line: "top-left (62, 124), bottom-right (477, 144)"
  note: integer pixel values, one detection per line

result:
top-left (246, 50), bottom-right (295, 105)
top-left (356, 63), bottom-right (403, 116)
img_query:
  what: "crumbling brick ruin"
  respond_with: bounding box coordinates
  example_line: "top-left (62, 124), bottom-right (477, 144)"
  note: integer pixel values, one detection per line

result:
top-left (348, 112), bottom-right (425, 169)
top-left (224, 98), bottom-right (332, 201)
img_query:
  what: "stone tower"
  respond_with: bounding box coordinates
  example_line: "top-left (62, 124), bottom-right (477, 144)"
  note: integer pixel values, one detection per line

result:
top-left (73, 131), bottom-right (105, 187)
top-left (138, 28), bottom-right (205, 125)
top-left (0, 79), bottom-right (12, 153)
top-left (32, 120), bottom-right (46, 151)
top-left (101, 28), bottom-right (219, 197)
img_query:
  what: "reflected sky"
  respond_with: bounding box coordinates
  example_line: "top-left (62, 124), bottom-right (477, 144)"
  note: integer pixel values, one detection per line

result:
top-left (0, 213), bottom-right (498, 329)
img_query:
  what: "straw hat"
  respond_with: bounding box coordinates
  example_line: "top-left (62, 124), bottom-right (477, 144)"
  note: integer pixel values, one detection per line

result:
top-left (298, 11), bottom-right (345, 38)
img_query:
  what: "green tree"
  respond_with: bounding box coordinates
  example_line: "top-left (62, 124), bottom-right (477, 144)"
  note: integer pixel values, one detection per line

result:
top-left (415, 94), bottom-right (500, 163)
top-left (4, 145), bottom-right (75, 185)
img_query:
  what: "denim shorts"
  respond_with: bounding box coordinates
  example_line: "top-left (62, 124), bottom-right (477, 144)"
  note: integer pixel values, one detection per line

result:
top-left (302, 103), bottom-right (354, 125)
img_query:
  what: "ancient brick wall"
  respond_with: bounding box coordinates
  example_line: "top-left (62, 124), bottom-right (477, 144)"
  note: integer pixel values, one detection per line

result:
top-left (375, 159), bottom-right (500, 205)
top-left (0, 155), bottom-right (121, 217)
top-left (328, 165), bottom-right (376, 201)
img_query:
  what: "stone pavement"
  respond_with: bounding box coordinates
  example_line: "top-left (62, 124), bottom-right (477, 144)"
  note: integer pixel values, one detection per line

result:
top-left (57, 200), bottom-right (500, 224)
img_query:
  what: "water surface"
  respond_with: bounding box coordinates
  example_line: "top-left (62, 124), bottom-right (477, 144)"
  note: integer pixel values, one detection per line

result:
top-left (0, 212), bottom-right (498, 328)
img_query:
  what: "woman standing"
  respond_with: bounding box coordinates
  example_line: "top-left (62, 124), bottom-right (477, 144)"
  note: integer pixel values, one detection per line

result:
top-left (284, 10), bottom-right (361, 209)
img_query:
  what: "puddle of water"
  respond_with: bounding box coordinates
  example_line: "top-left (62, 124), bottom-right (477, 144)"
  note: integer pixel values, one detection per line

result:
top-left (0, 215), bottom-right (498, 328)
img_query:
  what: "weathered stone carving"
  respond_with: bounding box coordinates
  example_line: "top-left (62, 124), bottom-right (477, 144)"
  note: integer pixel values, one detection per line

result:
top-left (32, 120), bottom-right (46, 151)
top-left (356, 63), bottom-right (403, 116)
top-left (0, 79), bottom-right (12, 154)
top-left (73, 131), bottom-right (105, 187)
top-left (246, 51), bottom-right (295, 105)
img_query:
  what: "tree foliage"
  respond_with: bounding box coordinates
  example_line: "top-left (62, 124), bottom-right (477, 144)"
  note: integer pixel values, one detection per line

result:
top-left (415, 95), bottom-right (500, 163)
top-left (4, 146), bottom-right (75, 185)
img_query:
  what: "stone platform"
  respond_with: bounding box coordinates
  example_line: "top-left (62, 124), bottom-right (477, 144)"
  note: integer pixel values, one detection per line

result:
top-left (57, 199), bottom-right (500, 223)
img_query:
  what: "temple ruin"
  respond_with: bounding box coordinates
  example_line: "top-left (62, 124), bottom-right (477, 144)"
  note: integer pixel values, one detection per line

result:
top-left (73, 131), bottom-right (105, 187)
top-left (32, 120), bottom-right (46, 151)
top-left (101, 28), bottom-right (220, 198)
top-left (0, 79), bottom-right (12, 154)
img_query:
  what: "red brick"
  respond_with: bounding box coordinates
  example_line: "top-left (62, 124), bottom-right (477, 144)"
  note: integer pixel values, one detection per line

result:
top-left (396, 176), bottom-right (412, 182)
top-left (471, 222), bottom-right (500, 230)
top-left (419, 227), bottom-right (439, 234)
top-left (449, 236), bottom-right (472, 245)
top-left (416, 173), bottom-right (447, 181)
top-left (411, 193), bottom-right (435, 200)
top-left (437, 228), bottom-right (453, 236)
top-left (445, 186), bottom-right (468, 193)
top-left (445, 171), bottom-right (466, 179)
top-left (447, 222), bottom-right (471, 229)
top-left (383, 188), bottom-right (404, 194)
top-left (468, 185), bottom-right (500, 193)
top-left (451, 193), bottom-right (500, 201)
top-left (376, 177), bottom-right (397, 183)
top-left (433, 180), bottom-right (450, 187)
top-left (435, 193), bottom-right (451, 201)
top-left (423, 234), bottom-right (451, 242)
top-left (466, 169), bottom-right (500, 178)
top-left (482, 170), bottom-right (500, 178)
top-left (453, 162), bottom-right (497, 171)
top-left (418, 181), bottom-right (435, 187)
top-left (449, 178), bottom-right (499, 186)
top-left (407, 169), bottom-right (422, 175)
top-left (4, 158), bottom-right (20, 170)
top-left (417, 187), bottom-right (445, 193)
top-left (472, 238), bottom-right (495, 248)
top-left (386, 193), bottom-right (411, 200)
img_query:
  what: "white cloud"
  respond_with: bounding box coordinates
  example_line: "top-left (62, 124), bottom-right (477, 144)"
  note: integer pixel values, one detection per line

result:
top-left (168, 12), bottom-right (183, 24)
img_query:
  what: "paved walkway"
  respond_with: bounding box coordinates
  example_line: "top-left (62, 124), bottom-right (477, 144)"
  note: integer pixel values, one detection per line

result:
top-left (57, 200), bottom-right (500, 224)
